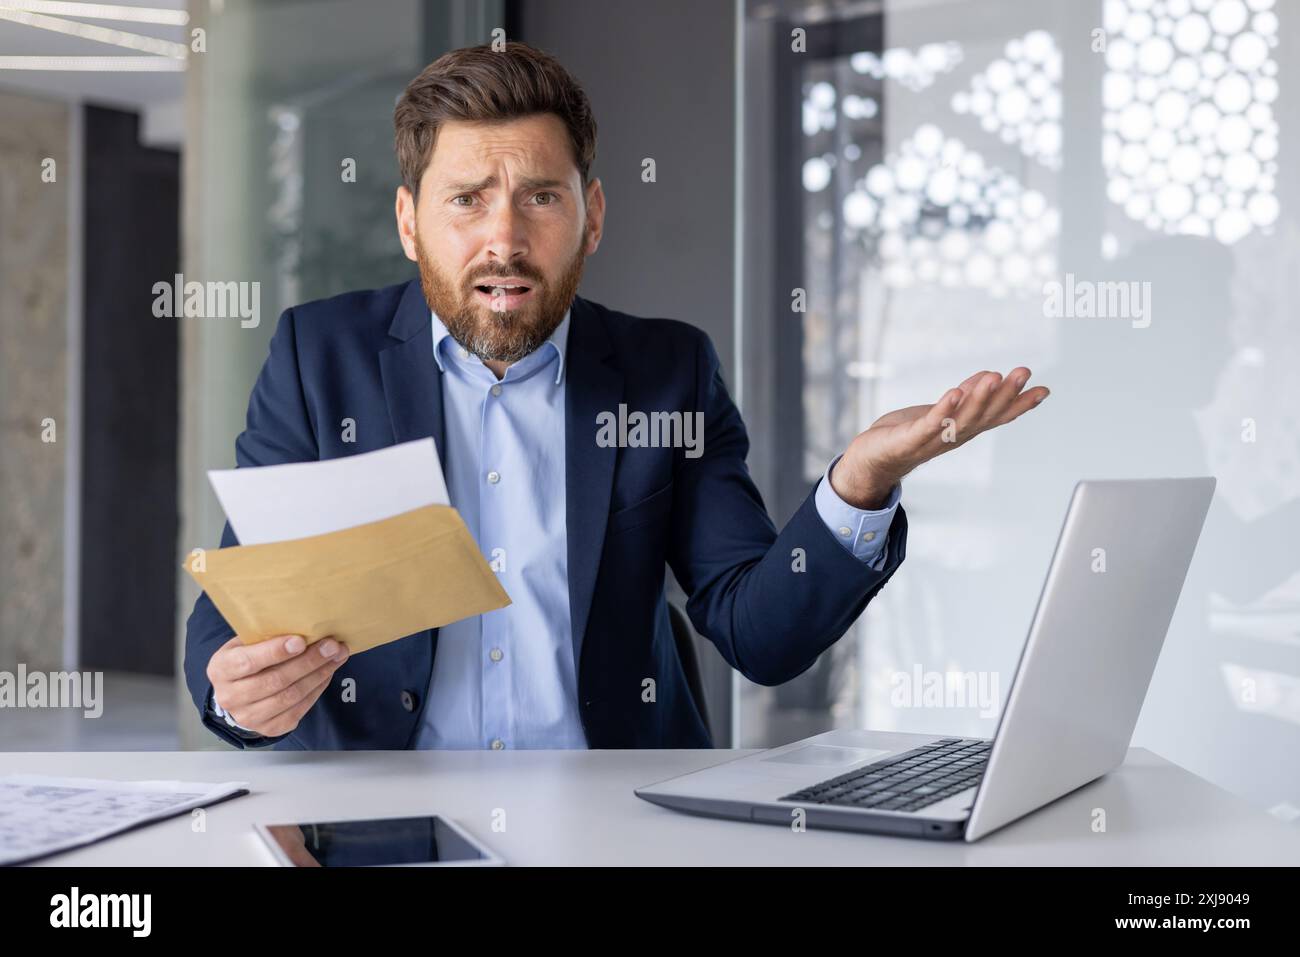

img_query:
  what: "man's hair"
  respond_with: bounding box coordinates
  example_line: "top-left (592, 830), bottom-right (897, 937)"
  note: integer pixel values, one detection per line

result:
top-left (394, 41), bottom-right (597, 197)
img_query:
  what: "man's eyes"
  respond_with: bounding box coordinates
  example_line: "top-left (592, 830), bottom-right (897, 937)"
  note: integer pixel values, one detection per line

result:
top-left (448, 192), bottom-right (559, 207)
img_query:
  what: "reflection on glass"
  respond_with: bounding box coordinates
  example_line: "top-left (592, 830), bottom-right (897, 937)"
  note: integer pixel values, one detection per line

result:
top-left (951, 30), bottom-right (1062, 169)
top-left (742, 0), bottom-right (1298, 817)
top-left (1100, 0), bottom-right (1279, 247)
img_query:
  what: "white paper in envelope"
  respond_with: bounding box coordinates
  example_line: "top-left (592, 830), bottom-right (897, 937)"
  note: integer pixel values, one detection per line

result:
top-left (208, 438), bottom-right (450, 545)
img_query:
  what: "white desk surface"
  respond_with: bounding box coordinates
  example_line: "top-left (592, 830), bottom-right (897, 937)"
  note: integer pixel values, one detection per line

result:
top-left (6, 747), bottom-right (1298, 866)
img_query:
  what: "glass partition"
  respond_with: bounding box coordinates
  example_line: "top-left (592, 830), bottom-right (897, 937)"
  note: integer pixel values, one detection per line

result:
top-left (739, 0), bottom-right (1298, 817)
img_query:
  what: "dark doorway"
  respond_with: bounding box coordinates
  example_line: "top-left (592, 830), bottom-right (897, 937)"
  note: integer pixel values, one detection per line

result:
top-left (79, 104), bottom-right (179, 676)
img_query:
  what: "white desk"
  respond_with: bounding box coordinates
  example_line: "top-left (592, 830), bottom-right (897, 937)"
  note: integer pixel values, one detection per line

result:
top-left (7, 747), bottom-right (1298, 865)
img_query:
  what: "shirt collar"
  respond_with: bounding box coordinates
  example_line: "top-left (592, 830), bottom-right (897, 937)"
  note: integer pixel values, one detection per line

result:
top-left (431, 307), bottom-right (570, 386)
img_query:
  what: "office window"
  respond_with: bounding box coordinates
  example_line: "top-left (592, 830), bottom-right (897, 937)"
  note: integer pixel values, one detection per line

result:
top-left (739, 0), bottom-right (1298, 817)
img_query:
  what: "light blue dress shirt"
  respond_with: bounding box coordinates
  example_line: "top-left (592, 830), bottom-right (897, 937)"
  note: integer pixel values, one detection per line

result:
top-left (413, 309), bottom-right (901, 750)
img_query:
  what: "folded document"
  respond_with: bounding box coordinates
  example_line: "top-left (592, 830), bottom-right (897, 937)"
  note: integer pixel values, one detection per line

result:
top-left (0, 775), bottom-right (248, 865)
top-left (186, 439), bottom-right (510, 655)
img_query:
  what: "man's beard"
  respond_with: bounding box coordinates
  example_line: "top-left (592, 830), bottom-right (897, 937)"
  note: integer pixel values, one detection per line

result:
top-left (416, 227), bottom-right (587, 364)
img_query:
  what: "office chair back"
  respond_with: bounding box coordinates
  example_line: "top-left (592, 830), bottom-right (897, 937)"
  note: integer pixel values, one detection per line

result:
top-left (668, 602), bottom-right (710, 735)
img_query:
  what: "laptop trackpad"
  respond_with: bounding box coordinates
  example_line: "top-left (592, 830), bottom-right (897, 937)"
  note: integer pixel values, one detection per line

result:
top-left (761, 745), bottom-right (889, 767)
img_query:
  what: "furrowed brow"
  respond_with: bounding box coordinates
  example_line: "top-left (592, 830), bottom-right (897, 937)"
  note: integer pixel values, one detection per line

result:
top-left (444, 175), bottom-right (498, 194)
top-left (444, 175), bottom-right (569, 194)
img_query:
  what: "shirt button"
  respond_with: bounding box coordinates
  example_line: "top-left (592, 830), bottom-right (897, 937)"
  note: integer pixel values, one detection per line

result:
top-left (490, 738), bottom-right (505, 750)
top-left (486, 470), bottom-right (500, 484)
top-left (838, 526), bottom-right (852, 538)
top-left (862, 531), bottom-right (876, 542)
top-left (459, 347), bottom-right (470, 359)
top-left (490, 384), bottom-right (502, 397)
top-left (489, 647), bottom-right (504, 662)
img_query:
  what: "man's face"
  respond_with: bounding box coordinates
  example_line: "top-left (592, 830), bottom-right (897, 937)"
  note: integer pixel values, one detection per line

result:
top-left (396, 113), bottom-right (604, 364)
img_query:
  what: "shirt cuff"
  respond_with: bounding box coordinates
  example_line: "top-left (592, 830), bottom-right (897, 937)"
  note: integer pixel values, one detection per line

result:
top-left (208, 687), bottom-right (261, 737)
top-left (815, 455), bottom-right (901, 569)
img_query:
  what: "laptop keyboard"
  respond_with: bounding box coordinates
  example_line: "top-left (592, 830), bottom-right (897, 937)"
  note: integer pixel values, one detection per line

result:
top-left (780, 738), bottom-right (990, 814)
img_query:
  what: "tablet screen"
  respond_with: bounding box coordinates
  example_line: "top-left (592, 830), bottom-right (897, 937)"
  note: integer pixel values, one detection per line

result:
top-left (261, 816), bottom-right (490, 867)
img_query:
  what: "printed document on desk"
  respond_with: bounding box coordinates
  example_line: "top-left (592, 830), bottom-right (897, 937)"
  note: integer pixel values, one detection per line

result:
top-left (0, 774), bottom-right (248, 865)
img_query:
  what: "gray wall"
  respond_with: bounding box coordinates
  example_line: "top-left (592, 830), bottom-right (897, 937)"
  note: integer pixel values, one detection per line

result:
top-left (517, 0), bottom-right (737, 367)
top-left (517, 0), bottom-right (740, 745)
top-left (0, 90), bottom-right (69, 673)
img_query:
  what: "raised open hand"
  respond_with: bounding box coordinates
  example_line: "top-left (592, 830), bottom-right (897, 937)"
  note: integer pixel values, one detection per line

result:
top-left (830, 368), bottom-right (1050, 509)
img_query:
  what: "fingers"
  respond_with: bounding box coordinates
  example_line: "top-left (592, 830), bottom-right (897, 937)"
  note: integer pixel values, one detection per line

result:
top-left (921, 388), bottom-right (963, 430)
top-left (987, 369), bottom-right (1050, 423)
top-left (950, 371), bottom-right (1003, 434)
top-left (956, 369), bottom-right (992, 394)
top-left (222, 638), bottom-right (349, 709)
top-left (979, 368), bottom-right (1050, 427)
top-left (982, 367), bottom-right (1031, 423)
top-left (265, 671), bottom-right (337, 736)
top-left (227, 659), bottom-right (341, 734)
top-left (207, 633), bottom-right (308, 683)
top-left (954, 368), bottom-right (1052, 430)
top-left (913, 368), bottom-right (1048, 450)
top-left (1000, 385), bottom-right (1051, 422)
top-left (902, 389), bottom-right (959, 445)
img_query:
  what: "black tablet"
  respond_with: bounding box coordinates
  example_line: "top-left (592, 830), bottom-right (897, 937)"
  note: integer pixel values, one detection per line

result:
top-left (255, 815), bottom-right (503, 867)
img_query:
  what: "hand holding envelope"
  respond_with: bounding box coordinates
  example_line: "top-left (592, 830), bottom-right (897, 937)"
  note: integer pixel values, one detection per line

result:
top-left (185, 439), bottom-right (510, 656)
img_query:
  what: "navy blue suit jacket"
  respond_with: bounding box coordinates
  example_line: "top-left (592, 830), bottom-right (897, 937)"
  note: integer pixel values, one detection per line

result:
top-left (184, 279), bottom-right (909, 750)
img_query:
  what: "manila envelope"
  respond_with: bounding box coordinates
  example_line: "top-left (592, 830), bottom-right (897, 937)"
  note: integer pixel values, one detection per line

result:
top-left (184, 504), bottom-right (510, 654)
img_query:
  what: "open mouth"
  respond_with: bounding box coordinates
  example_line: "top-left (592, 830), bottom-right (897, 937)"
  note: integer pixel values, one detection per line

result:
top-left (473, 282), bottom-right (534, 310)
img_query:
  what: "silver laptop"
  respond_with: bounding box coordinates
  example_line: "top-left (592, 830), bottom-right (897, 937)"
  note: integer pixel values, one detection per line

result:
top-left (636, 477), bottom-right (1216, 842)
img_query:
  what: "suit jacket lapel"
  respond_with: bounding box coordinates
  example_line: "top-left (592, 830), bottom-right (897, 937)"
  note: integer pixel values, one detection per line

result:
top-left (565, 296), bottom-right (622, 671)
top-left (381, 281), bottom-right (445, 743)
top-left (379, 280), bottom-right (447, 472)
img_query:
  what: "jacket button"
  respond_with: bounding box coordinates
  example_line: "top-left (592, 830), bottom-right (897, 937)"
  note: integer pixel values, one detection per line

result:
top-left (400, 690), bottom-right (418, 712)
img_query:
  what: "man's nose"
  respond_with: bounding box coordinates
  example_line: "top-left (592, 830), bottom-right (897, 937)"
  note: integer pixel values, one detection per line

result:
top-left (483, 202), bottom-right (529, 263)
